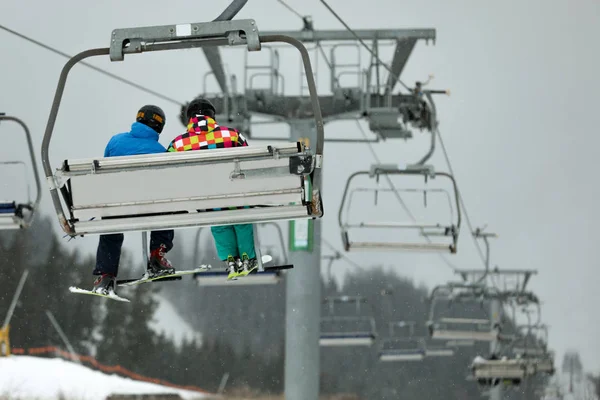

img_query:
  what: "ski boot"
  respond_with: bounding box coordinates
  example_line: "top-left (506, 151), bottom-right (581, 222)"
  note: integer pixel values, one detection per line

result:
top-left (226, 255), bottom-right (241, 280)
top-left (146, 244), bottom-right (175, 278)
top-left (92, 273), bottom-right (117, 295)
top-left (238, 252), bottom-right (258, 277)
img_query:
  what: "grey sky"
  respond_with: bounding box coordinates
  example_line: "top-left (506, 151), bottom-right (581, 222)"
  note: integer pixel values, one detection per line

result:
top-left (1, 0), bottom-right (599, 375)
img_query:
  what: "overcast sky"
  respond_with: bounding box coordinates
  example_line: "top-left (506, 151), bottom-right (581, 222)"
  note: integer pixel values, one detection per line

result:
top-left (1, 0), bottom-right (599, 374)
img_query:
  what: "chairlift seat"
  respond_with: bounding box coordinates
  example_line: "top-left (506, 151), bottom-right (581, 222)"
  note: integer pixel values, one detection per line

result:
top-left (0, 202), bottom-right (16, 214)
top-left (319, 333), bottom-right (376, 347)
top-left (193, 265), bottom-right (291, 286)
top-left (56, 143), bottom-right (321, 235)
top-left (424, 339), bottom-right (455, 357)
top-left (379, 349), bottom-right (425, 362)
top-left (0, 201), bottom-right (24, 230)
top-left (429, 318), bottom-right (495, 342)
top-left (471, 358), bottom-right (532, 380)
top-left (379, 336), bottom-right (426, 362)
top-left (320, 315), bottom-right (377, 347)
top-left (425, 347), bottom-right (455, 357)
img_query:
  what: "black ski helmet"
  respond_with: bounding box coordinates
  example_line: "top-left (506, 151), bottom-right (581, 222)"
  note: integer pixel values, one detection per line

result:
top-left (186, 97), bottom-right (216, 120)
top-left (136, 105), bottom-right (166, 134)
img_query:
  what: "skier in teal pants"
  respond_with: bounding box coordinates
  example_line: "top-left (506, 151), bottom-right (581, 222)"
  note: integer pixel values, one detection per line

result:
top-left (167, 97), bottom-right (258, 279)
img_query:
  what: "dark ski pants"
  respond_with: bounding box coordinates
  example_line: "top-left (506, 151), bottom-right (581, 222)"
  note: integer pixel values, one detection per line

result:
top-left (93, 230), bottom-right (174, 276)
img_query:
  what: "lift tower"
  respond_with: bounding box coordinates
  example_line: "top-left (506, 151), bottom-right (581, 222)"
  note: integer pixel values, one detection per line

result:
top-left (184, 20), bottom-right (436, 400)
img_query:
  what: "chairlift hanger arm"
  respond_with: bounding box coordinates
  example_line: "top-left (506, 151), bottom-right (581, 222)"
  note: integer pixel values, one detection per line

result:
top-left (0, 115), bottom-right (42, 227)
top-left (41, 19), bottom-right (325, 236)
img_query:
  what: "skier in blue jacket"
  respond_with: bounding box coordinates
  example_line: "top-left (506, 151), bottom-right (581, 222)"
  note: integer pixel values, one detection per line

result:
top-left (92, 105), bottom-right (176, 296)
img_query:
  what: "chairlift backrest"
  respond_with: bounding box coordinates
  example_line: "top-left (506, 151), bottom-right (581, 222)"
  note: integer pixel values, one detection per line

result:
top-left (41, 19), bottom-right (325, 237)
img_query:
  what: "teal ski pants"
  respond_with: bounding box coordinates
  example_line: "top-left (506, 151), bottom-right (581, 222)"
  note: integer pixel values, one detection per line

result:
top-left (211, 223), bottom-right (256, 261)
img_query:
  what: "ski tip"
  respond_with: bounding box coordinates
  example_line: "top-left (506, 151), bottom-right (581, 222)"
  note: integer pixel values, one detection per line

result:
top-left (68, 286), bottom-right (130, 302)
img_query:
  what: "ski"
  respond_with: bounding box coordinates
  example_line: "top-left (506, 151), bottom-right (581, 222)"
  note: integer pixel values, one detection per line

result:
top-left (68, 286), bottom-right (131, 302)
top-left (117, 266), bottom-right (211, 287)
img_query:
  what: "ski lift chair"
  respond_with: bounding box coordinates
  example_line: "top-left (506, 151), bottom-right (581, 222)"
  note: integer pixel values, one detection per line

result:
top-left (511, 325), bottom-right (548, 358)
top-left (470, 356), bottom-right (535, 387)
top-left (41, 19), bottom-right (324, 238)
top-left (320, 296), bottom-right (377, 347)
top-left (339, 163), bottom-right (461, 253)
top-left (424, 336), bottom-right (456, 358)
top-left (194, 222), bottom-right (292, 286)
top-left (510, 324), bottom-right (555, 376)
top-left (0, 115), bottom-right (42, 230)
top-left (426, 283), bottom-right (497, 342)
top-left (378, 321), bottom-right (426, 362)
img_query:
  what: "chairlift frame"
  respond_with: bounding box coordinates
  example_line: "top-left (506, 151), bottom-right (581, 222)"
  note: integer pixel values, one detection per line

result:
top-left (338, 163), bottom-right (461, 253)
top-left (40, 19), bottom-right (325, 237)
top-left (0, 115), bottom-right (42, 230)
top-left (471, 357), bottom-right (534, 386)
top-left (320, 295), bottom-right (377, 347)
top-left (378, 320), bottom-right (426, 362)
top-left (426, 282), bottom-right (497, 342)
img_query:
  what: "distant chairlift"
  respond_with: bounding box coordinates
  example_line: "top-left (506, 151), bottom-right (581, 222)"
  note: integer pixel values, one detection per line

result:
top-left (194, 222), bottom-right (292, 286)
top-left (0, 114), bottom-right (41, 230)
top-left (510, 324), bottom-right (555, 376)
top-left (426, 283), bottom-right (497, 342)
top-left (470, 356), bottom-right (534, 387)
top-left (338, 163), bottom-right (461, 253)
top-left (320, 296), bottom-right (377, 347)
top-left (424, 336), bottom-right (456, 358)
top-left (41, 19), bottom-right (324, 237)
top-left (378, 321), bottom-right (426, 362)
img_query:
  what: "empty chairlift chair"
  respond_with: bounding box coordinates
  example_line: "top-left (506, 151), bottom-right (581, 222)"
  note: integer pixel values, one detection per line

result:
top-left (426, 283), bottom-right (498, 342)
top-left (338, 163), bottom-right (461, 253)
top-left (378, 321), bottom-right (426, 362)
top-left (0, 114), bottom-right (42, 230)
top-left (423, 336), bottom-right (456, 358)
top-left (320, 296), bottom-right (377, 347)
top-left (41, 19), bottom-right (324, 238)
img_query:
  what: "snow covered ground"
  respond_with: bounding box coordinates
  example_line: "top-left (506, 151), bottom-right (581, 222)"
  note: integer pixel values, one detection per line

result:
top-left (0, 355), bottom-right (213, 400)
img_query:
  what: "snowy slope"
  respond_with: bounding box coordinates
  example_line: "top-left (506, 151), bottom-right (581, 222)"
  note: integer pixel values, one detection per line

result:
top-left (150, 295), bottom-right (203, 348)
top-left (0, 356), bottom-right (213, 400)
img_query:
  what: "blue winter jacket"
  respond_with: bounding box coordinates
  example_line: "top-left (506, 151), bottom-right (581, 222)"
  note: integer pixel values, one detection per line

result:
top-left (104, 122), bottom-right (166, 157)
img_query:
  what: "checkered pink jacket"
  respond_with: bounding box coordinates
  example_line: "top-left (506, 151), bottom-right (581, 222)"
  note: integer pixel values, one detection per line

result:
top-left (167, 115), bottom-right (248, 152)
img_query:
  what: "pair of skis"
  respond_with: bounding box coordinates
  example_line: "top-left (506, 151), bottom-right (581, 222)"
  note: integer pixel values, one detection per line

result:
top-left (68, 255), bottom-right (275, 302)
